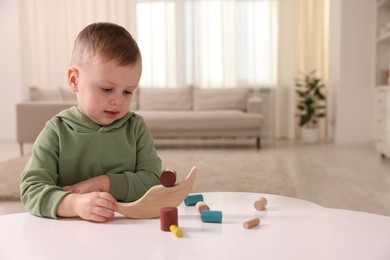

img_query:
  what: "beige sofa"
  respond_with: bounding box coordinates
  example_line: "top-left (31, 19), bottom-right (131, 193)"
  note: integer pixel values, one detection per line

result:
top-left (16, 86), bottom-right (262, 155)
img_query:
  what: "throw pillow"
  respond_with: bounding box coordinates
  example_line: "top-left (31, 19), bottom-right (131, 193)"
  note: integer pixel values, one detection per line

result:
top-left (193, 87), bottom-right (249, 111)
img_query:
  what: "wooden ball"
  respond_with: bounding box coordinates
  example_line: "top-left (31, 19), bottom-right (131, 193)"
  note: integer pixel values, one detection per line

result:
top-left (160, 169), bottom-right (177, 187)
top-left (160, 207), bottom-right (178, 231)
top-left (254, 197), bottom-right (268, 211)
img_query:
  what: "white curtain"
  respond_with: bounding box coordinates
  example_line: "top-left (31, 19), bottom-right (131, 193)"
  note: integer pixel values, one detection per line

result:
top-left (19, 0), bottom-right (137, 95)
top-left (136, 0), bottom-right (277, 89)
top-left (136, 1), bottom-right (178, 88)
top-left (275, 0), bottom-right (329, 140)
top-left (20, 0), bottom-right (276, 91)
top-left (190, 0), bottom-right (277, 88)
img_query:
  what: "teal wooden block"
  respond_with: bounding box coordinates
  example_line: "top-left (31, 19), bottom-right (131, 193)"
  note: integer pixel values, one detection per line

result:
top-left (201, 210), bottom-right (222, 223)
top-left (184, 194), bottom-right (204, 206)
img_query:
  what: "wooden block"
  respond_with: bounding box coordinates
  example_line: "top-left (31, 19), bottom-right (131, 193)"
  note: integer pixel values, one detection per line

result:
top-left (160, 169), bottom-right (177, 187)
top-left (254, 197), bottom-right (268, 211)
top-left (160, 207), bottom-right (178, 231)
top-left (201, 210), bottom-right (222, 223)
top-left (185, 194), bottom-right (204, 206)
top-left (117, 166), bottom-right (197, 219)
top-left (169, 225), bottom-right (183, 237)
top-left (196, 201), bottom-right (210, 213)
top-left (243, 217), bottom-right (260, 229)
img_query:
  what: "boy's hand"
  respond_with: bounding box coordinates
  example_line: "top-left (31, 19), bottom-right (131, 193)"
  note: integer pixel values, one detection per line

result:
top-left (57, 192), bottom-right (118, 223)
top-left (63, 175), bottom-right (110, 194)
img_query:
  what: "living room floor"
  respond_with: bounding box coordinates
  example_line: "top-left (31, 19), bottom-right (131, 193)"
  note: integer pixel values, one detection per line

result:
top-left (1, 139), bottom-right (390, 217)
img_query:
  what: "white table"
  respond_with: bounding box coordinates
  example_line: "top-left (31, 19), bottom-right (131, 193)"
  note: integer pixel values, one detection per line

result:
top-left (1, 192), bottom-right (390, 260)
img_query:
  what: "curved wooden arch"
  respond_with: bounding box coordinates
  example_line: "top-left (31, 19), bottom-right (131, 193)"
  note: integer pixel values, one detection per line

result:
top-left (118, 166), bottom-right (197, 219)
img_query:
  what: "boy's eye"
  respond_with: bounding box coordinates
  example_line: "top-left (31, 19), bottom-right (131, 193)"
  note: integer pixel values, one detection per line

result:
top-left (102, 88), bottom-right (113, 93)
top-left (124, 90), bottom-right (133, 95)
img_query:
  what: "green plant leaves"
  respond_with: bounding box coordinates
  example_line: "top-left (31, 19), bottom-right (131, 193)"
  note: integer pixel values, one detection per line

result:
top-left (295, 70), bottom-right (326, 128)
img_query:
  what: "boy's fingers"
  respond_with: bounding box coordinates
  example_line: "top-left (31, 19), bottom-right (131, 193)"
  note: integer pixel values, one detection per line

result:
top-left (90, 213), bottom-right (110, 223)
top-left (98, 192), bottom-right (118, 211)
top-left (93, 206), bottom-right (115, 220)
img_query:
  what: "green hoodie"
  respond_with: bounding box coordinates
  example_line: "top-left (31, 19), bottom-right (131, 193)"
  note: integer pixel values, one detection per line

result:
top-left (20, 106), bottom-right (162, 219)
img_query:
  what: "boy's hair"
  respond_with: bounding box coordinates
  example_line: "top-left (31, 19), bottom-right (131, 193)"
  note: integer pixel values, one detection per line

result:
top-left (71, 22), bottom-right (140, 67)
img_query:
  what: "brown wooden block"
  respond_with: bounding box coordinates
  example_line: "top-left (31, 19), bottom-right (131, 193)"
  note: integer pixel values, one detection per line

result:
top-left (160, 207), bottom-right (178, 231)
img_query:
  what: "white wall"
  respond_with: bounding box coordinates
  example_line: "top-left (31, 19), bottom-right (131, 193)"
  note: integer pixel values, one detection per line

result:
top-left (0, 0), bottom-right (23, 141)
top-left (331, 0), bottom-right (375, 145)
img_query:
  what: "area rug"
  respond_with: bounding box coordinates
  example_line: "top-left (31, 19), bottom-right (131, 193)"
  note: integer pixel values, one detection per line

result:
top-left (0, 149), bottom-right (296, 201)
top-left (0, 156), bottom-right (29, 200)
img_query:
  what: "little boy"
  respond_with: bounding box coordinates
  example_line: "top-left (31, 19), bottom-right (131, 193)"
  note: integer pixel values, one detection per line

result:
top-left (20, 22), bottom-right (162, 223)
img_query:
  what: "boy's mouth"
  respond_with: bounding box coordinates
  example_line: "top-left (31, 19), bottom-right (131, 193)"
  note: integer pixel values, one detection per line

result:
top-left (104, 110), bottom-right (119, 116)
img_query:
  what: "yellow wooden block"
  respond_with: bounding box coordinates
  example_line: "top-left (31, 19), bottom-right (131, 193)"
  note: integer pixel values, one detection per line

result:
top-left (169, 225), bottom-right (183, 237)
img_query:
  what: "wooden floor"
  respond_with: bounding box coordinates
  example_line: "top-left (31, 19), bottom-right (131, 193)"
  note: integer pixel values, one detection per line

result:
top-left (1, 139), bottom-right (389, 216)
top-left (268, 141), bottom-right (390, 216)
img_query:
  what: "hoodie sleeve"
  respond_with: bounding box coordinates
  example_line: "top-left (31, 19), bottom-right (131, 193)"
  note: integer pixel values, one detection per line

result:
top-left (20, 120), bottom-right (71, 218)
top-left (107, 116), bottom-right (162, 202)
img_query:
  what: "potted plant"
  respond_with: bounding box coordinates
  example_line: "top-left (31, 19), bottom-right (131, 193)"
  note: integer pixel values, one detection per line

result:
top-left (295, 70), bottom-right (326, 143)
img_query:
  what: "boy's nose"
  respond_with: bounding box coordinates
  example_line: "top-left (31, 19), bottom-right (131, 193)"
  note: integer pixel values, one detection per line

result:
top-left (110, 96), bottom-right (121, 106)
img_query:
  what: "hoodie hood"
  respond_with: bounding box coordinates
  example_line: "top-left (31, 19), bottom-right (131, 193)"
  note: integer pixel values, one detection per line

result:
top-left (56, 106), bottom-right (134, 133)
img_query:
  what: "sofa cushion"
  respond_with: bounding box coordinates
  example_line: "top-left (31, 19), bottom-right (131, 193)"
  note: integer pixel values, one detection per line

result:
top-left (193, 88), bottom-right (249, 111)
top-left (138, 110), bottom-right (261, 130)
top-left (29, 86), bottom-right (63, 101)
top-left (139, 87), bottom-right (192, 110)
top-left (60, 88), bottom-right (77, 102)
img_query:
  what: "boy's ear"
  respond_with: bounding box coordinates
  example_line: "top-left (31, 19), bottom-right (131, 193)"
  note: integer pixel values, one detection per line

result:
top-left (67, 68), bottom-right (79, 92)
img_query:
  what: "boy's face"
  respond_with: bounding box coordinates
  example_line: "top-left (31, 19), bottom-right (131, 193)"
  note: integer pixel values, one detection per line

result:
top-left (68, 54), bottom-right (141, 125)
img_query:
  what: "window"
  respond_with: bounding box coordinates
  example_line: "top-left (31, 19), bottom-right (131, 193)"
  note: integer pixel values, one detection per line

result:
top-left (136, 0), bottom-right (277, 88)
